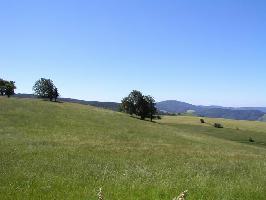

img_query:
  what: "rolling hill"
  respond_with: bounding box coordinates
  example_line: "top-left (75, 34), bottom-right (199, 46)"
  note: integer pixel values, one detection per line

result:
top-left (0, 97), bottom-right (266, 199)
top-left (157, 100), bottom-right (266, 121)
top-left (14, 93), bottom-right (120, 111)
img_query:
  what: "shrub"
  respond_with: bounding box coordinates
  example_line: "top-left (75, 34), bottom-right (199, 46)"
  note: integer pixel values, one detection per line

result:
top-left (249, 137), bottom-right (255, 143)
top-left (214, 123), bottom-right (223, 128)
top-left (200, 119), bottom-right (205, 123)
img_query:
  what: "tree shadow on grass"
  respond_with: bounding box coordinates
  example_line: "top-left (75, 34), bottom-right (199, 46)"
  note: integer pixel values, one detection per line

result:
top-left (129, 115), bottom-right (157, 123)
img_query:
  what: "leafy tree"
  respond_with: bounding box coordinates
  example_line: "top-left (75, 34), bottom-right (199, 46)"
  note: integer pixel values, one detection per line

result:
top-left (121, 90), bottom-right (157, 121)
top-left (121, 96), bottom-right (135, 115)
top-left (0, 79), bottom-right (16, 97)
top-left (144, 95), bottom-right (157, 121)
top-left (33, 78), bottom-right (59, 101)
top-left (53, 87), bottom-right (59, 102)
top-left (128, 90), bottom-right (146, 119)
top-left (0, 79), bottom-right (7, 95)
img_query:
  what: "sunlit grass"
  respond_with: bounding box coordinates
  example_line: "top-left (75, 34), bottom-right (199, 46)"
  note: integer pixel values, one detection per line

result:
top-left (0, 97), bottom-right (266, 199)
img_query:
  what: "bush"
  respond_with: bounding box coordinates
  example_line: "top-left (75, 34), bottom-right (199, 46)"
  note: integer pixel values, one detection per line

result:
top-left (214, 123), bottom-right (223, 128)
top-left (249, 137), bottom-right (255, 143)
top-left (200, 119), bottom-right (205, 123)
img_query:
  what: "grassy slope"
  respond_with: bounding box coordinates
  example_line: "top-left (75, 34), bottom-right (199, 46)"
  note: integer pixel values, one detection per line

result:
top-left (157, 116), bottom-right (266, 147)
top-left (0, 97), bottom-right (266, 200)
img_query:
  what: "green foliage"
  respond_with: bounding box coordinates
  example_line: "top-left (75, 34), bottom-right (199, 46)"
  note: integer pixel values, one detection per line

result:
top-left (53, 87), bottom-right (59, 102)
top-left (249, 137), bottom-right (255, 143)
top-left (144, 95), bottom-right (157, 121)
top-left (0, 78), bottom-right (16, 97)
top-left (33, 78), bottom-right (59, 101)
top-left (1, 98), bottom-right (266, 199)
top-left (121, 90), bottom-right (157, 121)
top-left (0, 79), bottom-right (6, 95)
top-left (200, 118), bottom-right (205, 123)
top-left (121, 96), bottom-right (135, 115)
top-left (214, 123), bottom-right (223, 128)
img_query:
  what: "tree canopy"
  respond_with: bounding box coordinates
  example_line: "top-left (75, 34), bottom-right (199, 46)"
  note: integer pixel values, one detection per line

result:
top-left (33, 78), bottom-right (59, 101)
top-left (121, 90), bottom-right (157, 121)
top-left (0, 78), bottom-right (16, 97)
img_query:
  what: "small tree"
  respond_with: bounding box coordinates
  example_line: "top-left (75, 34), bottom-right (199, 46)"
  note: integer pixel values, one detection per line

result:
top-left (5, 81), bottom-right (16, 98)
top-left (121, 97), bottom-right (135, 115)
top-left (0, 79), bottom-right (16, 97)
top-left (144, 95), bottom-right (157, 121)
top-left (214, 123), bottom-right (223, 128)
top-left (53, 87), bottom-right (59, 102)
top-left (121, 90), bottom-right (157, 121)
top-left (200, 119), bottom-right (205, 123)
top-left (33, 78), bottom-right (59, 101)
top-left (0, 79), bottom-right (7, 95)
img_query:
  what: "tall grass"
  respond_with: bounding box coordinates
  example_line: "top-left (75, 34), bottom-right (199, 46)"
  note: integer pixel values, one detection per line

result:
top-left (0, 98), bottom-right (266, 199)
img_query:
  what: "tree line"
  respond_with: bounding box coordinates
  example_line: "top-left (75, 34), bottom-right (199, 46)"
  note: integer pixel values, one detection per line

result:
top-left (1, 77), bottom-right (158, 121)
top-left (0, 77), bottom-right (59, 101)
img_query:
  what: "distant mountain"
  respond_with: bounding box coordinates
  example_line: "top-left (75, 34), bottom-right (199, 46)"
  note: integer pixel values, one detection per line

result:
top-left (156, 100), bottom-right (197, 113)
top-left (235, 107), bottom-right (266, 113)
top-left (156, 100), bottom-right (266, 121)
top-left (14, 94), bottom-right (120, 111)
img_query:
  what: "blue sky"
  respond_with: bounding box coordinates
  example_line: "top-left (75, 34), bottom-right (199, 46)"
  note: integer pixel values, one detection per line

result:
top-left (0, 0), bottom-right (265, 106)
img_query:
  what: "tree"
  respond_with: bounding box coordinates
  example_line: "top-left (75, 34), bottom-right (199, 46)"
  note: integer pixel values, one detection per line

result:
top-left (121, 90), bottom-right (157, 121)
top-left (33, 78), bottom-right (59, 101)
top-left (128, 90), bottom-right (146, 119)
top-left (0, 79), bottom-right (7, 95)
top-left (53, 87), bottom-right (59, 102)
top-left (0, 79), bottom-right (16, 97)
top-left (5, 81), bottom-right (16, 98)
top-left (144, 95), bottom-right (157, 121)
top-left (121, 97), bottom-right (135, 115)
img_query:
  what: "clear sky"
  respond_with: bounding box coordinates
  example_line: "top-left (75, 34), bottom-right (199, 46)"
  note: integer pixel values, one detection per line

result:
top-left (1, 0), bottom-right (265, 107)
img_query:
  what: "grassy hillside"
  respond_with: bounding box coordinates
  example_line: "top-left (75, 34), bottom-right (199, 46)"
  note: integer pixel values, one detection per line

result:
top-left (0, 97), bottom-right (266, 199)
top-left (157, 116), bottom-right (266, 147)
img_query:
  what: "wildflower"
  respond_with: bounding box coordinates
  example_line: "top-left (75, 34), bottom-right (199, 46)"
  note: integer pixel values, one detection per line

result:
top-left (173, 190), bottom-right (188, 200)
top-left (97, 188), bottom-right (104, 200)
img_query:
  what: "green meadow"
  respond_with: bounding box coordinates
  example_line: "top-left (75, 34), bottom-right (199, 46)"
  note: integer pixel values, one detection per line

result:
top-left (0, 97), bottom-right (266, 199)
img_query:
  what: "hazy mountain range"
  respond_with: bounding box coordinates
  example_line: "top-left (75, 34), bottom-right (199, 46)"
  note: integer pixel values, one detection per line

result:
top-left (157, 100), bottom-right (266, 121)
top-left (14, 94), bottom-right (266, 121)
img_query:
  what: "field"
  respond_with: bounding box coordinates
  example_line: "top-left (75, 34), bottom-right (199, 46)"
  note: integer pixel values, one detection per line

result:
top-left (0, 97), bottom-right (266, 199)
